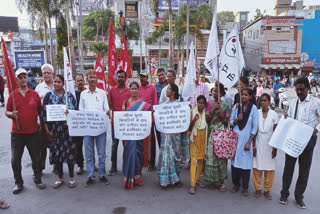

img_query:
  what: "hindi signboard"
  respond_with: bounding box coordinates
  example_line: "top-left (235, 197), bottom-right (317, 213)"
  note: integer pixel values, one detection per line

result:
top-left (114, 111), bottom-right (152, 140)
top-left (46, 105), bottom-right (66, 122)
top-left (67, 110), bottom-right (108, 136)
top-left (268, 116), bottom-right (314, 158)
top-left (153, 102), bottom-right (190, 134)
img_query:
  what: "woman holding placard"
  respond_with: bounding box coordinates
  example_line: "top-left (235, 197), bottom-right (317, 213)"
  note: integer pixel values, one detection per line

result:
top-left (230, 88), bottom-right (258, 196)
top-left (122, 81), bottom-right (151, 189)
top-left (252, 93), bottom-right (278, 200)
top-left (41, 74), bottom-right (77, 189)
top-left (204, 83), bottom-right (231, 192)
top-left (158, 83), bottom-right (183, 188)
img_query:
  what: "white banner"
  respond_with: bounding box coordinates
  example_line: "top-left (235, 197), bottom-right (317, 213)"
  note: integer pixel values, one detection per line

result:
top-left (204, 11), bottom-right (220, 79)
top-left (182, 41), bottom-right (196, 99)
top-left (67, 110), bottom-right (108, 136)
top-left (218, 25), bottom-right (245, 89)
top-left (268, 116), bottom-right (314, 158)
top-left (114, 111), bottom-right (152, 140)
top-left (46, 104), bottom-right (66, 122)
top-left (63, 47), bottom-right (75, 97)
top-left (154, 102), bottom-right (190, 133)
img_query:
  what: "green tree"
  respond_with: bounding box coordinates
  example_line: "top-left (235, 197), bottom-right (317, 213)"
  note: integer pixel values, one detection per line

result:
top-left (55, 14), bottom-right (68, 68)
top-left (253, 9), bottom-right (263, 20)
top-left (217, 11), bottom-right (235, 25)
top-left (125, 21), bottom-right (140, 42)
top-left (82, 9), bottom-right (115, 41)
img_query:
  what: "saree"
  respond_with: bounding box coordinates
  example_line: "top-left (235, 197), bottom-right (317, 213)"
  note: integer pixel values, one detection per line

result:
top-left (204, 101), bottom-right (231, 184)
top-left (122, 100), bottom-right (151, 188)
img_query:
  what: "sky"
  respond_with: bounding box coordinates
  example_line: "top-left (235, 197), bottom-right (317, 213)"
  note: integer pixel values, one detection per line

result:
top-left (0, 0), bottom-right (319, 28)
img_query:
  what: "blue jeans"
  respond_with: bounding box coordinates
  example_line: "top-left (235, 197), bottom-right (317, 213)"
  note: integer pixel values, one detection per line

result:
top-left (84, 133), bottom-right (106, 178)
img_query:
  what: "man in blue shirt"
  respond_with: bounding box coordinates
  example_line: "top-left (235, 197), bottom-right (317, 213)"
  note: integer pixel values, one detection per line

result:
top-left (150, 68), bottom-right (168, 171)
top-left (273, 78), bottom-right (281, 106)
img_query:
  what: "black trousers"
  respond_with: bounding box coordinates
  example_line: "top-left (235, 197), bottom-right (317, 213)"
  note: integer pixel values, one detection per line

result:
top-left (56, 162), bottom-right (75, 179)
top-left (72, 137), bottom-right (84, 168)
top-left (39, 127), bottom-right (50, 170)
top-left (11, 132), bottom-right (42, 185)
top-left (150, 125), bottom-right (161, 168)
top-left (231, 165), bottom-right (251, 190)
top-left (281, 136), bottom-right (317, 201)
top-left (0, 89), bottom-right (4, 103)
top-left (111, 125), bottom-right (119, 170)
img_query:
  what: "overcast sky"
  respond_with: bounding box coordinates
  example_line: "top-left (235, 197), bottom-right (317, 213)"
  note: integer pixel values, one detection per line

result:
top-left (0, 0), bottom-right (319, 28)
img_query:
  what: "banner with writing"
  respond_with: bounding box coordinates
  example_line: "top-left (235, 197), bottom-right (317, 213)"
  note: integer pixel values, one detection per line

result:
top-left (67, 110), bottom-right (108, 136)
top-left (46, 104), bottom-right (67, 122)
top-left (114, 111), bottom-right (152, 140)
top-left (153, 102), bottom-right (190, 133)
top-left (268, 116), bottom-right (314, 158)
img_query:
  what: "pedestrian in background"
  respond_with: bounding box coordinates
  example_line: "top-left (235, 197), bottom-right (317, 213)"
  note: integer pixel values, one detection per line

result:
top-left (0, 72), bottom-right (5, 107)
top-left (256, 80), bottom-right (264, 109)
top-left (253, 93), bottom-right (278, 200)
top-left (41, 74), bottom-right (77, 189)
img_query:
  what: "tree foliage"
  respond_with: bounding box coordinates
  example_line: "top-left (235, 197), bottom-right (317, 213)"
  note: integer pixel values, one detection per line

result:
top-left (82, 9), bottom-right (115, 41)
top-left (55, 14), bottom-right (68, 67)
top-left (217, 11), bottom-right (235, 25)
top-left (253, 9), bottom-right (263, 21)
top-left (90, 41), bottom-right (108, 58)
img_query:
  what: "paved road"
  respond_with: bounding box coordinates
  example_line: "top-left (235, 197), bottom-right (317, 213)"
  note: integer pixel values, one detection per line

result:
top-left (0, 88), bottom-right (319, 214)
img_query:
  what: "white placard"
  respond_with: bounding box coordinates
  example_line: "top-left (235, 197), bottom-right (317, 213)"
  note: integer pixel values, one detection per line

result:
top-left (67, 110), bottom-right (108, 136)
top-left (114, 111), bottom-right (152, 140)
top-left (46, 104), bottom-right (67, 122)
top-left (268, 116), bottom-right (314, 158)
top-left (154, 102), bottom-right (190, 134)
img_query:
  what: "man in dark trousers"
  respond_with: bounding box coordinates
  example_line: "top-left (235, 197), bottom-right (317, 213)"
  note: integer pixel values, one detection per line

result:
top-left (280, 76), bottom-right (320, 209)
top-left (5, 68), bottom-right (46, 194)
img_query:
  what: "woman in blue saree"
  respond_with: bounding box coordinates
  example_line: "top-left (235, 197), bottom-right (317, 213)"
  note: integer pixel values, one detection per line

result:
top-left (122, 81), bottom-right (151, 189)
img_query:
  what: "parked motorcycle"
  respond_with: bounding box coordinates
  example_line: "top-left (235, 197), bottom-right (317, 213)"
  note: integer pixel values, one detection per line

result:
top-left (278, 88), bottom-right (289, 110)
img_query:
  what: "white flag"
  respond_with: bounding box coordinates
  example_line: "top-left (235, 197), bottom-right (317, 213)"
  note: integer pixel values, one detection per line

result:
top-left (204, 11), bottom-right (220, 79)
top-left (218, 25), bottom-right (245, 89)
top-left (63, 47), bottom-right (75, 97)
top-left (182, 41), bottom-right (196, 99)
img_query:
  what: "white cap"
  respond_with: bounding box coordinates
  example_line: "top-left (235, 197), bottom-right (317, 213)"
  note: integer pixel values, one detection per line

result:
top-left (15, 68), bottom-right (28, 77)
top-left (139, 70), bottom-right (148, 76)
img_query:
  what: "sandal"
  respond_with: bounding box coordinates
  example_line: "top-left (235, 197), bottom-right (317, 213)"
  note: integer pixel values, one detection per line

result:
top-left (69, 180), bottom-right (77, 188)
top-left (264, 191), bottom-right (272, 200)
top-left (242, 190), bottom-right (249, 197)
top-left (231, 186), bottom-right (240, 193)
top-left (76, 167), bottom-right (84, 175)
top-left (255, 190), bottom-right (262, 197)
top-left (196, 181), bottom-right (206, 188)
top-left (219, 183), bottom-right (226, 192)
top-left (52, 180), bottom-right (64, 189)
top-left (188, 186), bottom-right (196, 195)
top-left (0, 200), bottom-right (9, 209)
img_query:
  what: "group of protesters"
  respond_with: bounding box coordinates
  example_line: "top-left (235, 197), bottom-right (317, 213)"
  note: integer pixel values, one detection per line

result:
top-left (2, 63), bottom-right (320, 210)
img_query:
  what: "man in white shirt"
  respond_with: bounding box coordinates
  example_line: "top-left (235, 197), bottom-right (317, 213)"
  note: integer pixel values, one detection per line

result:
top-left (280, 76), bottom-right (320, 209)
top-left (79, 70), bottom-right (110, 186)
top-left (159, 69), bottom-right (183, 104)
top-left (35, 64), bottom-right (54, 172)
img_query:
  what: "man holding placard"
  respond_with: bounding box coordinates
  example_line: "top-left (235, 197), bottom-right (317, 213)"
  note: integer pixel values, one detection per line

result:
top-left (280, 77), bottom-right (320, 209)
top-left (108, 70), bottom-right (130, 176)
top-left (79, 70), bottom-right (110, 186)
top-left (6, 68), bottom-right (46, 194)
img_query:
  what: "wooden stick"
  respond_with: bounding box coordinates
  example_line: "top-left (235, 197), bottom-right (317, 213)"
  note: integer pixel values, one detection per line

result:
top-left (65, 80), bottom-right (68, 110)
top-left (6, 64), bottom-right (20, 129)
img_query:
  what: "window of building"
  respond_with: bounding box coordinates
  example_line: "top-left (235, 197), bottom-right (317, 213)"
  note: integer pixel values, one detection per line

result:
top-left (253, 31), bottom-right (256, 39)
top-left (256, 30), bottom-right (259, 38)
top-left (248, 30), bottom-right (252, 38)
top-left (125, 1), bottom-right (138, 18)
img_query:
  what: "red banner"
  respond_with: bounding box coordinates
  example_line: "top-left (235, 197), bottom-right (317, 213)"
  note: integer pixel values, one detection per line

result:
top-left (95, 52), bottom-right (107, 93)
top-left (119, 36), bottom-right (131, 78)
top-left (1, 37), bottom-right (17, 94)
top-left (108, 19), bottom-right (118, 87)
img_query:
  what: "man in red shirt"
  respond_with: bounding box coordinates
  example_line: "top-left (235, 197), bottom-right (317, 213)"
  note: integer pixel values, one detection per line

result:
top-left (108, 70), bottom-right (130, 175)
top-left (5, 68), bottom-right (46, 194)
top-left (138, 70), bottom-right (157, 170)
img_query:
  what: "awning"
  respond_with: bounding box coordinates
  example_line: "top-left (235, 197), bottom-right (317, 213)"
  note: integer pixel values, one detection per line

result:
top-left (259, 64), bottom-right (301, 70)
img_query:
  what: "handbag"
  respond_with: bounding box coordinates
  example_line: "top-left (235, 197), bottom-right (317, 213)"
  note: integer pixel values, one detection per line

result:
top-left (212, 124), bottom-right (238, 160)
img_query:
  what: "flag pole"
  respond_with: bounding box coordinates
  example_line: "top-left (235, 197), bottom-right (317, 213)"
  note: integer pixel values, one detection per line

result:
top-left (236, 25), bottom-right (242, 113)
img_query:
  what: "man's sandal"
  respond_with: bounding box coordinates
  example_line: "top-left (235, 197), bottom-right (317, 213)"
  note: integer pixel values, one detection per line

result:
top-left (53, 180), bottom-right (64, 189)
top-left (231, 186), bottom-right (240, 193)
top-left (69, 180), bottom-right (77, 188)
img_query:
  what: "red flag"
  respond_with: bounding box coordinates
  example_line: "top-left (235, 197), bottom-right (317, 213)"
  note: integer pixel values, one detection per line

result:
top-left (119, 36), bottom-right (131, 79)
top-left (108, 19), bottom-right (118, 87)
top-left (95, 52), bottom-right (107, 93)
top-left (1, 37), bottom-right (17, 94)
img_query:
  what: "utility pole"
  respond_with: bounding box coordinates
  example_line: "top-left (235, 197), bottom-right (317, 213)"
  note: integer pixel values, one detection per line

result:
top-left (186, 0), bottom-right (190, 72)
top-left (168, 0), bottom-right (174, 69)
top-left (79, 0), bottom-right (84, 74)
top-left (139, 0), bottom-right (143, 72)
top-left (76, 0), bottom-right (81, 72)
top-left (66, 0), bottom-right (76, 74)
